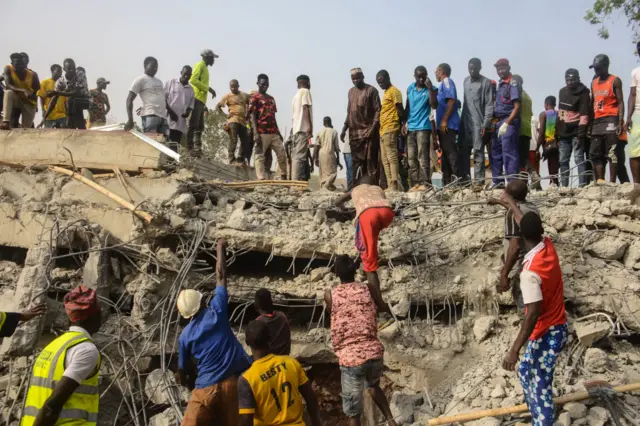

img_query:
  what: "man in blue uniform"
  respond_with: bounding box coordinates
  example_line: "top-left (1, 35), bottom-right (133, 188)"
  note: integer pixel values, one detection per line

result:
top-left (491, 58), bottom-right (522, 188)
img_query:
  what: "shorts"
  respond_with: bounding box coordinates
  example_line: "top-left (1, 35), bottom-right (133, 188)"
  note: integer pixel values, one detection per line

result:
top-left (142, 115), bottom-right (169, 136)
top-left (589, 133), bottom-right (618, 166)
top-left (340, 359), bottom-right (384, 418)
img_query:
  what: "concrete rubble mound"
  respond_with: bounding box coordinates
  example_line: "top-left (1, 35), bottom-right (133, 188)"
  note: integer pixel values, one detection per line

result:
top-left (0, 164), bottom-right (639, 425)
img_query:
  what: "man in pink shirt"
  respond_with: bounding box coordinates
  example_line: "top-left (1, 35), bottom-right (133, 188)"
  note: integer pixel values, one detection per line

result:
top-left (324, 255), bottom-right (397, 426)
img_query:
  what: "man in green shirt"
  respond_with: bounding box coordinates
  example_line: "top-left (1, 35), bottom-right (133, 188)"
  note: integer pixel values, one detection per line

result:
top-left (188, 49), bottom-right (219, 157)
top-left (513, 75), bottom-right (533, 176)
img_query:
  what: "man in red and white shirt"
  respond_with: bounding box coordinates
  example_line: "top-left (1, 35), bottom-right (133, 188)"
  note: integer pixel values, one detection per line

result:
top-left (500, 192), bottom-right (567, 426)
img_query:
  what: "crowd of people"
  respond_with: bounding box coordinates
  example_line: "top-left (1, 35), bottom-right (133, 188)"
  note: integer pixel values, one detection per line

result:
top-left (2, 46), bottom-right (639, 188)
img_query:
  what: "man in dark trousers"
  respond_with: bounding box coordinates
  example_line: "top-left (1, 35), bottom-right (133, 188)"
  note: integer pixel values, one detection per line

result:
top-left (188, 49), bottom-right (218, 157)
top-left (435, 63), bottom-right (461, 185)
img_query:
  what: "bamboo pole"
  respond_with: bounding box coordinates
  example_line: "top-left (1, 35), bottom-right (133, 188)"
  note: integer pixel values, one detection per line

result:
top-left (427, 382), bottom-right (640, 425)
top-left (50, 166), bottom-right (153, 223)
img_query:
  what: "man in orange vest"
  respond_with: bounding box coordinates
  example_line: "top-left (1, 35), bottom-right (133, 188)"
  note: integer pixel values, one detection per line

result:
top-left (1, 53), bottom-right (40, 129)
top-left (499, 192), bottom-right (567, 426)
top-left (589, 54), bottom-right (625, 182)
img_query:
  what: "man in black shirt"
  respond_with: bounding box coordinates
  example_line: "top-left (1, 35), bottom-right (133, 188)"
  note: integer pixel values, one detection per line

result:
top-left (254, 288), bottom-right (291, 356)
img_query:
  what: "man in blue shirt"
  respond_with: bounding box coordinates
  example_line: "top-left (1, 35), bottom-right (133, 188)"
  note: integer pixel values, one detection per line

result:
top-left (177, 239), bottom-right (251, 426)
top-left (404, 65), bottom-right (438, 190)
top-left (435, 63), bottom-right (461, 186)
top-left (491, 58), bottom-right (522, 188)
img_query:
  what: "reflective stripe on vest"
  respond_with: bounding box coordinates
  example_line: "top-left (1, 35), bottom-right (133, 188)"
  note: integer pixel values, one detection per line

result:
top-left (8, 65), bottom-right (36, 105)
top-left (21, 332), bottom-right (100, 426)
top-left (0, 312), bottom-right (6, 330)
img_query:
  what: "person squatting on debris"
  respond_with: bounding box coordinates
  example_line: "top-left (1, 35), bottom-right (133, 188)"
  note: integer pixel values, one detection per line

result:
top-left (324, 255), bottom-right (396, 426)
top-left (459, 58), bottom-right (494, 188)
top-left (489, 180), bottom-right (540, 307)
top-left (188, 49), bottom-right (218, 157)
top-left (589, 54), bottom-right (625, 183)
top-left (164, 66), bottom-right (195, 152)
top-left (536, 96), bottom-right (560, 186)
top-left (22, 286), bottom-right (102, 426)
top-left (376, 69), bottom-right (404, 192)
top-left (216, 79), bottom-right (250, 165)
top-left (254, 287), bottom-right (292, 356)
top-left (314, 116), bottom-right (342, 190)
top-left (1, 52), bottom-right (40, 130)
top-left (335, 175), bottom-right (394, 292)
top-left (500, 206), bottom-right (567, 426)
top-left (291, 75), bottom-right (313, 181)
top-left (238, 319), bottom-right (322, 426)
top-left (341, 68), bottom-right (381, 184)
top-left (558, 68), bottom-right (592, 187)
top-left (404, 65), bottom-right (439, 191)
top-left (176, 239), bottom-right (251, 426)
top-left (491, 58), bottom-right (522, 188)
top-left (249, 74), bottom-right (288, 181)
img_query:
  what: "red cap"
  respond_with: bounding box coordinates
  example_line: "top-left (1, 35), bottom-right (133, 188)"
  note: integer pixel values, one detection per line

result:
top-left (494, 58), bottom-right (510, 67)
top-left (64, 285), bottom-right (100, 322)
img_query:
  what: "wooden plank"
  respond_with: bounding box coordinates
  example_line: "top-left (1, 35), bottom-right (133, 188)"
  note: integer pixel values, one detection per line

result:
top-left (0, 129), bottom-right (164, 172)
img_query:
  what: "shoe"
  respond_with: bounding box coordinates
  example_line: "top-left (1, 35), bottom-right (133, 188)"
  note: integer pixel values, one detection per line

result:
top-left (0, 122), bottom-right (10, 131)
top-left (490, 182), bottom-right (505, 190)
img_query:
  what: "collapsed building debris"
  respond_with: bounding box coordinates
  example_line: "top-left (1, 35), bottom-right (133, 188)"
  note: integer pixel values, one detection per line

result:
top-left (0, 162), bottom-right (639, 425)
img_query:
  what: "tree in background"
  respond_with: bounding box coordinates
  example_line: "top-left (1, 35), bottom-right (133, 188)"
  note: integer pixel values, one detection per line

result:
top-left (201, 108), bottom-right (229, 161)
top-left (585, 0), bottom-right (640, 42)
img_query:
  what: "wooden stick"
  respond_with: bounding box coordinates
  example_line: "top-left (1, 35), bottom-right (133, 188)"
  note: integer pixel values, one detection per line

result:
top-left (93, 173), bottom-right (117, 178)
top-left (427, 382), bottom-right (640, 425)
top-left (50, 166), bottom-right (153, 223)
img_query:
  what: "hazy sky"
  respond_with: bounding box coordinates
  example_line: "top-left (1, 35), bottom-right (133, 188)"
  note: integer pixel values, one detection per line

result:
top-left (3, 0), bottom-right (638, 133)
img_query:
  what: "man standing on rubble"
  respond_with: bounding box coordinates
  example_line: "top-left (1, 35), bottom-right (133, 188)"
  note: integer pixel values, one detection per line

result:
top-left (325, 255), bottom-right (396, 426)
top-left (314, 116), bottom-right (342, 190)
top-left (176, 239), bottom-right (251, 426)
top-left (500, 203), bottom-right (567, 426)
top-left (341, 68), bottom-right (381, 184)
top-left (335, 175), bottom-right (394, 292)
top-left (188, 49), bottom-right (218, 157)
top-left (165, 66), bottom-right (195, 152)
top-left (125, 57), bottom-right (168, 136)
top-left (489, 180), bottom-right (540, 307)
top-left (216, 79), bottom-right (250, 165)
top-left (22, 286), bottom-right (102, 426)
top-left (291, 75), bottom-right (313, 180)
top-left (87, 78), bottom-right (111, 128)
top-left (238, 320), bottom-right (322, 426)
top-left (254, 288), bottom-right (291, 355)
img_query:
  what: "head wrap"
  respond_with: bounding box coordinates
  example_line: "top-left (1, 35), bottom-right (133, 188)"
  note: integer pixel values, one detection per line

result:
top-left (350, 67), bottom-right (363, 75)
top-left (64, 285), bottom-right (100, 323)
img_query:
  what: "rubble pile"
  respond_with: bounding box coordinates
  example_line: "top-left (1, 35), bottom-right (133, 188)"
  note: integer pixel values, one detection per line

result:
top-left (0, 166), bottom-right (638, 425)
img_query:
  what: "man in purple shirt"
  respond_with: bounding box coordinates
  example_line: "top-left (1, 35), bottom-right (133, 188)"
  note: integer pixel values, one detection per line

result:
top-left (491, 58), bottom-right (522, 188)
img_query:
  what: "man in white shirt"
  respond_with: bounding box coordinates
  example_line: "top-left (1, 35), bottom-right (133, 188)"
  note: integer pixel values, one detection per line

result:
top-left (22, 285), bottom-right (101, 426)
top-left (124, 56), bottom-right (168, 136)
top-left (165, 66), bottom-right (195, 152)
top-left (291, 75), bottom-right (313, 181)
top-left (626, 41), bottom-right (640, 184)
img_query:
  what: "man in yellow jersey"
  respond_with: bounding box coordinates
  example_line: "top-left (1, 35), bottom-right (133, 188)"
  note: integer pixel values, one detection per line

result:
top-left (37, 64), bottom-right (67, 128)
top-left (238, 320), bottom-right (322, 426)
top-left (1, 53), bottom-right (40, 129)
top-left (21, 286), bottom-right (102, 426)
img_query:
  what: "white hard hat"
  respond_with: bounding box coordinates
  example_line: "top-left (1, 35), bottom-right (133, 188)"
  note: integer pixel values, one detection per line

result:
top-left (176, 289), bottom-right (203, 319)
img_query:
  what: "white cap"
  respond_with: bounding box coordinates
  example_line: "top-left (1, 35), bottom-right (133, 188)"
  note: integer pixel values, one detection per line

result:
top-left (176, 289), bottom-right (203, 319)
top-left (201, 49), bottom-right (219, 58)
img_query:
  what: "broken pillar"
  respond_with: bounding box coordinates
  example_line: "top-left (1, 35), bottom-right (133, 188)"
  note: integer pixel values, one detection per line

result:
top-left (82, 244), bottom-right (111, 317)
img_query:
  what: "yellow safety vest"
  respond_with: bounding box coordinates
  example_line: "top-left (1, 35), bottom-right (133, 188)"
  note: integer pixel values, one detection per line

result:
top-left (0, 312), bottom-right (7, 330)
top-left (8, 65), bottom-right (36, 105)
top-left (21, 332), bottom-right (101, 426)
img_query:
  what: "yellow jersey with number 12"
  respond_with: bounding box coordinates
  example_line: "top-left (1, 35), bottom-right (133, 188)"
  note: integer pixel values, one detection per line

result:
top-left (238, 354), bottom-right (307, 426)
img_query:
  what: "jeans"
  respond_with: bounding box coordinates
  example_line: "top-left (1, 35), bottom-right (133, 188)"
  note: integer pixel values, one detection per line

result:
top-left (559, 137), bottom-right (591, 187)
top-left (340, 359), bottom-right (384, 418)
top-left (44, 118), bottom-right (67, 129)
top-left (141, 115), bottom-right (169, 136)
top-left (343, 153), bottom-right (353, 189)
top-left (407, 130), bottom-right (431, 185)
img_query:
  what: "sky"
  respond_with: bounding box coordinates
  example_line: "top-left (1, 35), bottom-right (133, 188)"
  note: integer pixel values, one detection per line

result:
top-left (2, 0), bottom-right (638, 179)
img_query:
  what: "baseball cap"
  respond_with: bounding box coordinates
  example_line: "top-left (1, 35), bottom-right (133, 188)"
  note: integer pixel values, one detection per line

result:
top-left (96, 77), bottom-right (110, 85)
top-left (494, 58), bottom-right (510, 67)
top-left (201, 49), bottom-right (219, 58)
top-left (565, 68), bottom-right (580, 78)
top-left (589, 54), bottom-right (610, 69)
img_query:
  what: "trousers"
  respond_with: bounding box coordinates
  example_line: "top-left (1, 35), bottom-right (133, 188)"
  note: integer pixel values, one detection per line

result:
top-left (407, 130), bottom-right (431, 185)
top-left (344, 153), bottom-right (353, 190)
top-left (254, 134), bottom-right (287, 180)
top-left (181, 376), bottom-right (239, 426)
top-left (491, 119), bottom-right (520, 184)
top-left (380, 130), bottom-right (400, 185)
top-left (518, 324), bottom-right (568, 426)
top-left (228, 123), bottom-right (248, 163)
top-left (355, 207), bottom-right (395, 273)
top-left (187, 99), bottom-right (206, 149)
top-left (437, 130), bottom-right (459, 185)
top-left (292, 132), bottom-right (309, 181)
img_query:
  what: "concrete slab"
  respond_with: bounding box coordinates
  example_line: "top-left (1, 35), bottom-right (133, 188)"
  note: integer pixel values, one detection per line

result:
top-left (0, 129), bottom-right (165, 171)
